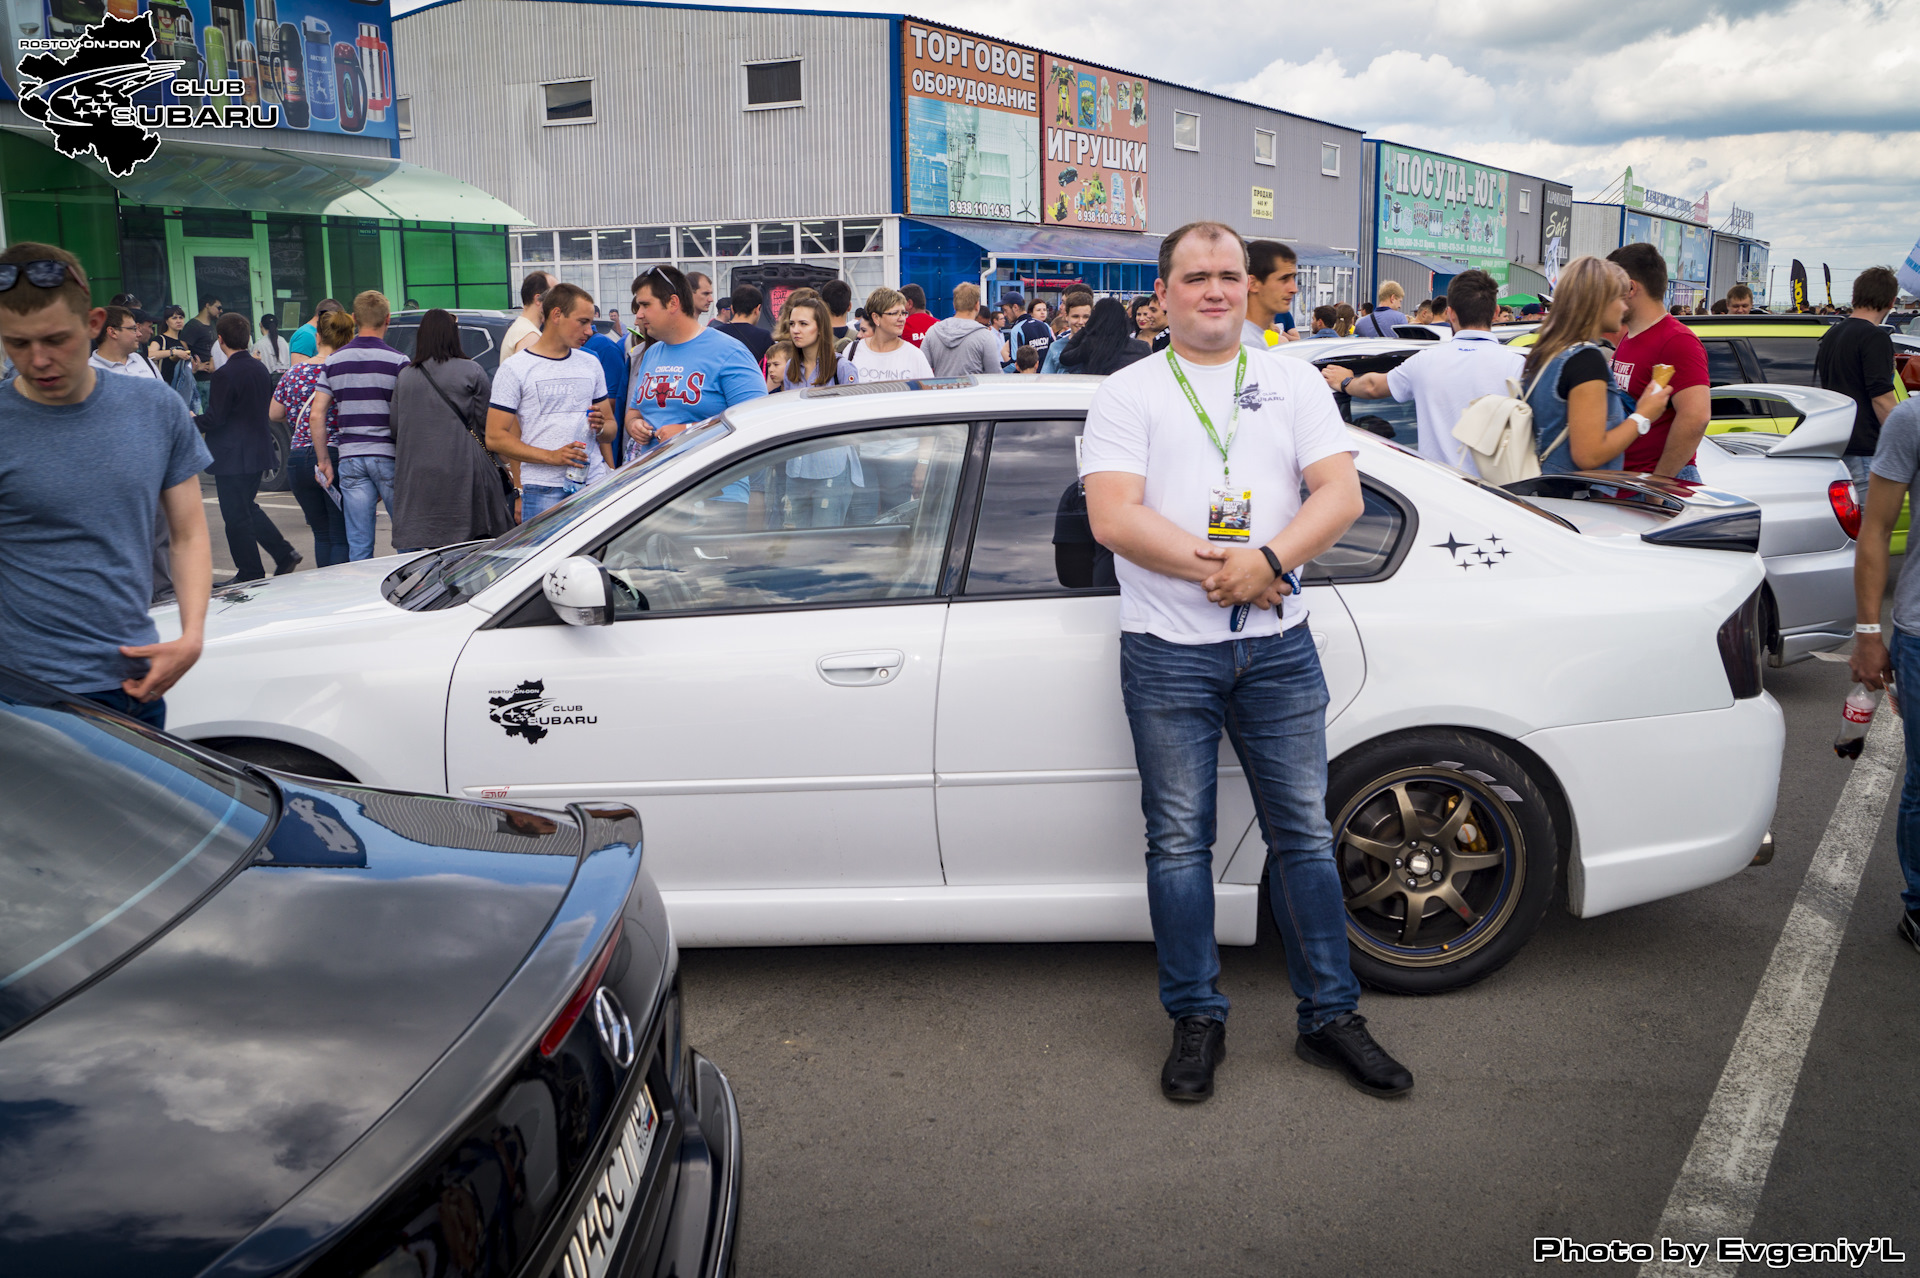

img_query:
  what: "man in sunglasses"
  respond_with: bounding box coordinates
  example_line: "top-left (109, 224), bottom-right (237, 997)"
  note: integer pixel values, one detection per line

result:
top-left (0, 243), bottom-right (213, 729)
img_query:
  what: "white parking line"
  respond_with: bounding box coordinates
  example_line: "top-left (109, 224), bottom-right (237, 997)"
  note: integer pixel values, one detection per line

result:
top-left (1638, 709), bottom-right (1902, 1277)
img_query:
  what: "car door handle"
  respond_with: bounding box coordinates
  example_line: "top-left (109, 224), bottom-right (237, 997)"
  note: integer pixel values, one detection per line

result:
top-left (818, 650), bottom-right (904, 687)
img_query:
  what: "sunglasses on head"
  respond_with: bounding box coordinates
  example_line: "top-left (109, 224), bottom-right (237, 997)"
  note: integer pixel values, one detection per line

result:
top-left (0, 260), bottom-right (79, 292)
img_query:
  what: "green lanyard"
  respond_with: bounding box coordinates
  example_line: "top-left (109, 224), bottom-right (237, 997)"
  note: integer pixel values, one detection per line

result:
top-left (1167, 347), bottom-right (1247, 481)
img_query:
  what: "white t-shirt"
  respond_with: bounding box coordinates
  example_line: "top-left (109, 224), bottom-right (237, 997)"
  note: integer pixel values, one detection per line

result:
top-left (89, 350), bottom-right (160, 380)
top-left (489, 347), bottom-right (609, 490)
top-left (501, 314), bottom-right (540, 361)
top-left (1080, 345), bottom-right (1357, 645)
top-left (1384, 330), bottom-right (1526, 475)
top-left (847, 338), bottom-right (937, 459)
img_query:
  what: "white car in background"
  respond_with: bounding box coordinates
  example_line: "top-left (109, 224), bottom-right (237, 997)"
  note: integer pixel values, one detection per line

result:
top-left (158, 378), bottom-right (1783, 994)
top-left (1282, 337), bottom-right (1859, 664)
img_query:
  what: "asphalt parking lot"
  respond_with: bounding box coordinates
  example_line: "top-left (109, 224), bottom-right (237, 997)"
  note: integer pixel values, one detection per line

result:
top-left (208, 494), bottom-right (1916, 1277)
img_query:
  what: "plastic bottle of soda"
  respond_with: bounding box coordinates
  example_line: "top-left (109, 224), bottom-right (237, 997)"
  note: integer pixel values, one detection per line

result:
top-left (1835, 682), bottom-right (1878, 759)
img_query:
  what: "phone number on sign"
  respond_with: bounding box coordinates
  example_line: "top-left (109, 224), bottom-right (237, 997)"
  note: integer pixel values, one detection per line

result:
top-left (950, 201), bottom-right (1014, 219)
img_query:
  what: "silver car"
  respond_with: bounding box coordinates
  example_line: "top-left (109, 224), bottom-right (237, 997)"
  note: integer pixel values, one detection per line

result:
top-left (1278, 337), bottom-right (1857, 666)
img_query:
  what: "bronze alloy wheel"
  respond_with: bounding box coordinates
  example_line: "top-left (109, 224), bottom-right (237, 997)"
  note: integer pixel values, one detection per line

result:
top-left (1325, 731), bottom-right (1559, 994)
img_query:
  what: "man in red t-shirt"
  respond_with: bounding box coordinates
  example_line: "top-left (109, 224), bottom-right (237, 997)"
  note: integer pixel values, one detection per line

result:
top-left (1607, 243), bottom-right (1711, 477)
top-left (900, 283), bottom-right (936, 348)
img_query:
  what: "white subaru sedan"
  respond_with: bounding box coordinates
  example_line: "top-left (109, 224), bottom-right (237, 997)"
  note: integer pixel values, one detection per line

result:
top-left (159, 377), bottom-right (1783, 993)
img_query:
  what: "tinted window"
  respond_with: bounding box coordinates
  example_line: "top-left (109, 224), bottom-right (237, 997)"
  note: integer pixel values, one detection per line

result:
top-left (1303, 485), bottom-right (1411, 583)
top-left (965, 420), bottom-right (1115, 595)
top-left (1326, 352), bottom-right (1418, 449)
top-left (599, 423), bottom-right (968, 616)
top-left (1747, 336), bottom-right (1820, 386)
top-left (0, 678), bottom-right (275, 1034)
top-left (1700, 339), bottom-right (1747, 386)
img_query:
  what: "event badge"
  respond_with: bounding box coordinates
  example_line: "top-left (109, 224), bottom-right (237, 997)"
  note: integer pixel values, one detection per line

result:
top-left (1208, 486), bottom-right (1252, 542)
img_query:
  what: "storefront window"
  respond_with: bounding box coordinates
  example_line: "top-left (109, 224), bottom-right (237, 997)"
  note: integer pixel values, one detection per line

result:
top-left (597, 229), bottom-right (632, 260)
top-left (680, 227), bottom-right (712, 258)
top-left (801, 220), bottom-right (839, 254)
top-left (714, 223), bottom-right (752, 257)
top-left (758, 221), bottom-right (794, 256)
top-left (634, 227), bottom-right (672, 259)
top-left (843, 220), bottom-right (881, 253)
top-left (558, 230), bottom-right (596, 261)
top-left (517, 232), bottom-right (555, 263)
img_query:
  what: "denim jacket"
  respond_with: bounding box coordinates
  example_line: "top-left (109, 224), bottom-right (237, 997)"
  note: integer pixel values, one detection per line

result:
top-left (1527, 342), bottom-right (1627, 474)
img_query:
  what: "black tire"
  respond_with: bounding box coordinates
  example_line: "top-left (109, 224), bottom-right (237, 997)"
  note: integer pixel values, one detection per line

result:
top-left (1327, 730), bottom-right (1557, 995)
top-left (259, 419), bottom-right (292, 492)
top-left (200, 737), bottom-right (357, 783)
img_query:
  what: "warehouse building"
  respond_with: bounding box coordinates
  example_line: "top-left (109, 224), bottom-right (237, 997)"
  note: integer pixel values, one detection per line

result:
top-left (392, 0), bottom-right (1368, 316)
top-left (1571, 175), bottom-right (1769, 309)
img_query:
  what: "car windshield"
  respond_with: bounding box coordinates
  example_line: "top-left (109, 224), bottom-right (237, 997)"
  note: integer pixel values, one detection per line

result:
top-left (436, 417), bottom-right (734, 604)
top-left (0, 672), bottom-right (276, 1037)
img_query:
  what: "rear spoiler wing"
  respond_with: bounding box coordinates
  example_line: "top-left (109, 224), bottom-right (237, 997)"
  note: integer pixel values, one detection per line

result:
top-left (1709, 383), bottom-right (1856, 458)
top-left (1506, 472), bottom-right (1761, 553)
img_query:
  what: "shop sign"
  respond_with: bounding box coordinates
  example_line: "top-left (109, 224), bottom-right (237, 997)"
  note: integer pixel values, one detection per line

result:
top-left (902, 21), bottom-right (1041, 223)
top-left (1541, 184), bottom-right (1571, 287)
top-left (1251, 186), bottom-right (1273, 220)
top-left (1621, 167), bottom-right (1703, 223)
top-left (1728, 204), bottom-right (1755, 233)
top-left (1040, 54), bottom-right (1148, 232)
top-left (1376, 141), bottom-right (1507, 260)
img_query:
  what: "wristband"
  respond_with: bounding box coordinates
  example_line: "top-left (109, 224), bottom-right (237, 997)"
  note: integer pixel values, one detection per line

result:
top-left (1339, 376), bottom-right (1354, 394)
top-left (1856, 623), bottom-right (1883, 634)
top-left (1259, 546), bottom-right (1285, 580)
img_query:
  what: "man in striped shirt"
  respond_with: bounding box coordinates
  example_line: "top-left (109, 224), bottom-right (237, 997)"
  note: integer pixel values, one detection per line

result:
top-left (309, 291), bottom-right (410, 561)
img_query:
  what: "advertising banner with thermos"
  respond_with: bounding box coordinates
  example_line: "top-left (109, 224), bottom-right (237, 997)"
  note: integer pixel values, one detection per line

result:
top-left (3, 0), bottom-right (397, 139)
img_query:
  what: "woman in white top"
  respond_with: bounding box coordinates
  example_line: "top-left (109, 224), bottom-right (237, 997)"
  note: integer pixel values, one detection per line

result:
top-left (251, 313), bottom-right (292, 375)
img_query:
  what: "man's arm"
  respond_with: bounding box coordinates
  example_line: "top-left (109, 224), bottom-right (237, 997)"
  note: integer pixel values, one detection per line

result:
top-left (1850, 472), bottom-right (1907, 691)
top-left (1652, 383), bottom-right (1710, 476)
top-left (1874, 391), bottom-right (1899, 425)
top-left (487, 406), bottom-right (587, 469)
top-left (121, 478), bottom-right (212, 702)
top-left (308, 389), bottom-right (334, 485)
top-left (1320, 365), bottom-right (1391, 398)
top-left (1202, 452), bottom-right (1364, 607)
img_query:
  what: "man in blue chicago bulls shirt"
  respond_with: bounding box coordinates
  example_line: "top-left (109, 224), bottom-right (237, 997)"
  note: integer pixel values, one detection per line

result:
top-left (626, 265), bottom-right (766, 501)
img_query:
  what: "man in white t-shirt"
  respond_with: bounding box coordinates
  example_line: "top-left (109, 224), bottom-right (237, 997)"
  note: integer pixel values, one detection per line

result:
top-left (501, 271), bottom-right (553, 362)
top-left (89, 305), bottom-right (161, 380)
top-left (1319, 269), bottom-right (1522, 476)
top-left (486, 282), bottom-right (614, 522)
top-left (1082, 220), bottom-right (1413, 1105)
top-left (847, 286), bottom-right (935, 520)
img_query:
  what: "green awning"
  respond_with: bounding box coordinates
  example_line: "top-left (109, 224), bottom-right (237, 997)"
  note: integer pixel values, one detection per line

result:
top-left (1, 126), bottom-right (531, 226)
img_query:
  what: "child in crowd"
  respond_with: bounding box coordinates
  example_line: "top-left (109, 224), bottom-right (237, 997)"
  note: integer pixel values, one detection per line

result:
top-left (1015, 344), bottom-right (1039, 373)
top-left (765, 340), bottom-right (796, 394)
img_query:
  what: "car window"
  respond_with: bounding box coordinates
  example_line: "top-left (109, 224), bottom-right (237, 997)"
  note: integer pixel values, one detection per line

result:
top-left (1303, 483), bottom-right (1413, 583)
top-left (964, 419), bottom-right (1116, 595)
top-left (0, 676), bottom-right (276, 1036)
top-left (598, 422), bottom-right (968, 617)
top-left (1323, 352), bottom-right (1419, 449)
top-left (1746, 336), bottom-right (1819, 386)
top-left (1699, 339), bottom-right (1748, 386)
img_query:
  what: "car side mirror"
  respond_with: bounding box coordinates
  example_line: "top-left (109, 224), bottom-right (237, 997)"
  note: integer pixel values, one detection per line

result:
top-left (543, 556), bottom-right (615, 627)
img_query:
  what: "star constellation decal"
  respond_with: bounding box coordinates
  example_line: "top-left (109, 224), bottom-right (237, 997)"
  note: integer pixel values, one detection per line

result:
top-left (1434, 532), bottom-right (1511, 570)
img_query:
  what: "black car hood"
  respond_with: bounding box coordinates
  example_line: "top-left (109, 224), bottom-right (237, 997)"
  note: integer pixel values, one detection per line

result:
top-left (0, 778), bottom-right (583, 1278)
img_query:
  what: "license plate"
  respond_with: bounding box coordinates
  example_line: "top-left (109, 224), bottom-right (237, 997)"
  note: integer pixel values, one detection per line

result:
top-left (550, 1085), bottom-right (659, 1278)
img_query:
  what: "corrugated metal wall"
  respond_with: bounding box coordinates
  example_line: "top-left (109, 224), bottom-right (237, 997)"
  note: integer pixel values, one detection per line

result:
top-left (394, 0), bottom-right (894, 229)
top-left (1572, 202), bottom-right (1622, 262)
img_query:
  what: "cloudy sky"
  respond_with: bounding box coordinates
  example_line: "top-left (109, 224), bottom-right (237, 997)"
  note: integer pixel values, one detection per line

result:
top-left (398, 0), bottom-right (1916, 298)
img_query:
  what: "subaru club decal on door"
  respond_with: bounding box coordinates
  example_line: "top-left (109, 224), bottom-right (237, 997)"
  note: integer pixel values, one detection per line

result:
top-left (487, 679), bottom-right (599, 743)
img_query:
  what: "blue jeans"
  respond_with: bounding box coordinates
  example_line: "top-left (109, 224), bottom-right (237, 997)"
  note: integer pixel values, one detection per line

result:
top-left (1677, 464), bottom-right (1703, 484)
top-left (1844, 454), bottom-right (1873, 490)
top-left (339, 454), bottom-right (397, 562)
top-left (1886, 630), bottom-right (1920, 912)
top-left (82, 688), bottom-right (166, 730)
top-left (522, 485), bottom-right (571, 521)
top-left (1120, 626), bottom-right (1363, 1032)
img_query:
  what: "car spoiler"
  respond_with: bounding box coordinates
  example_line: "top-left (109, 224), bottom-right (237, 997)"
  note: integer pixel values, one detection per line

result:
top-left (1709, 383), bottom-right (1855, 458)
top-left (1505, 472), bottom-right (1761, 553)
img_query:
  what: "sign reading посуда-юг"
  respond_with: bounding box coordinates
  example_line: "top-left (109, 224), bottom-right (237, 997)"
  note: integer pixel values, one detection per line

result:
top-left (902, 21), bottom-right (1040, 223)
top-left (1377, 142), bottom-right (1507, 261)
top-left (1039, 53), bottom-right (1147, 232)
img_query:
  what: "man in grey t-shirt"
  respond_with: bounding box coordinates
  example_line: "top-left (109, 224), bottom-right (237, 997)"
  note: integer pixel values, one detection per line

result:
top-left (1848, 395), bottom-right (1920, 953)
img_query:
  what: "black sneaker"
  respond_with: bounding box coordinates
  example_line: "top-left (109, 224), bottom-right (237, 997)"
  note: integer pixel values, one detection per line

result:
top-left (1161, 1016), bottom-right (1225, 1102)
top-left (274, 550), bottom-right (303, 576)
top-left (1296, 1012), bottom-right (1413, 1098)
top-left (1899, 909), bottom-right (1920, 954)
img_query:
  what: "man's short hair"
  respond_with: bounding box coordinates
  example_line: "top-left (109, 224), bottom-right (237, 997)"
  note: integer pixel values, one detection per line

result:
top-left (315, 298), bottom-right (343, 319)
top-left (1711, 298), bottom-right (1729, 314)
top-left (1727, 284), bottom-right (1753, 303)
top-left (1430, 293), bottom-right (1448, 316)
top-left (1377, 280), bottom-right (1405, 305)
top-left (867, 286), bottom-right (906, 318)
top-left (352, 290), bottom-right (391, 329)
top-left (1247, 240), bottom-right (1298, 281)
top-left (820, 279), bottom-right (853, 316)
top-left (1312, 304), bottom-right (1338, 329)
top-left (541, 282), bottom-right (594, 323)
top-left (519, 271), bottom-right (552, 306)
top-left (216, 311), bottom-right (252, 350)
top-left (633, 264), bottom-right (694, 316)
top-left (197, 293), bottom-right (221, 312)
top-left (1158, 221), bottom-right (1248, 283)
top-left (730, 284), bottom-right (764, 316)
top-left (1444, 270), bottom-right (1499, 328)
top-left (1853, 266), bottom-right (1900, 312)
top-left (901, 283), bottom-right (927, 310)
top-left (1608, 243), bottom-right (1668, 301)
top-left (952, 282), bottom-right (982, 314)
top-left (1060, 288), bottom-right (1093, 313)
top-left (1015, 345), bottom-right (1039, 371)
top-left (100, 304), bottom-right (133, 335)
top-left (687, 271), bottom-right (711, 292)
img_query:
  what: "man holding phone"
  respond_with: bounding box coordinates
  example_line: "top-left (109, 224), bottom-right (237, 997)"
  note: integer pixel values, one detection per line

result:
top-left (1081, 221), bottom-right (1415, 1104)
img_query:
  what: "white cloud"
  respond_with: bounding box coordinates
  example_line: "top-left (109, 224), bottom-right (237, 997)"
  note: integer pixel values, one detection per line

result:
top-left (1224, 50), bottom-right (1499, 128)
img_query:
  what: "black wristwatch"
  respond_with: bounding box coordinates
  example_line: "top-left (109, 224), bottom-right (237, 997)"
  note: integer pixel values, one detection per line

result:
top-left (1259, 546), bottom-right (1284, 580)
top-left (1339, 375), bottom-right (1354, 394)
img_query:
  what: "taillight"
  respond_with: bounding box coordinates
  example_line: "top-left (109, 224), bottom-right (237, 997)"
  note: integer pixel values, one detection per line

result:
top-left (1716, 588), bottom-right (1764, 700)
top-left (1829, 479), bottom-right (1862, 540)
top-left (539, 918), bottom-right (624, 1057)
